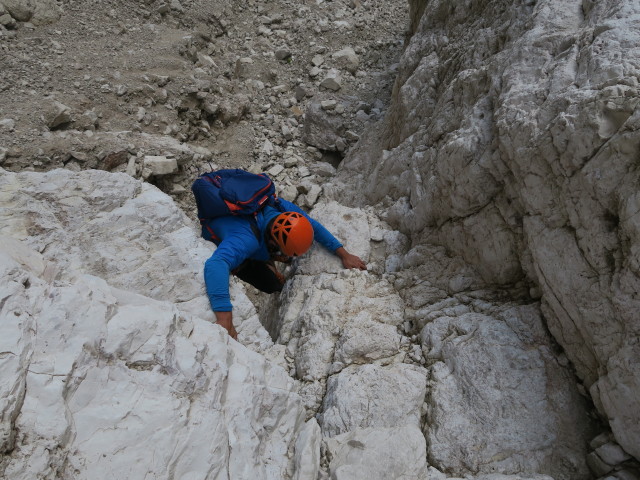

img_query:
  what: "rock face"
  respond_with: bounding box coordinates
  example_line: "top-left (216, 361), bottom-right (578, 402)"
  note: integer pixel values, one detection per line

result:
top-left (272, 201), bottom-right (597, 479)
top-left (340, 0), bottom-right (640, 465)
top-left (1, 0), bottom-right (638, 478)
top-left (422, 308), bottom-right (592, 478)
top-left (0, 168), bottom-right (308, 478)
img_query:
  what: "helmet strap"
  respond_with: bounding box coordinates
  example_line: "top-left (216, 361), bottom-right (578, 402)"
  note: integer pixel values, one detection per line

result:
top-left (265, 217), bottom-right (280, 254)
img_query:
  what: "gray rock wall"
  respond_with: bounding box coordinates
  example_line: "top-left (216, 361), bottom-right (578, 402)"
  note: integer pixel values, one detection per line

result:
top-left (340, 0), bottom-right (640, 462)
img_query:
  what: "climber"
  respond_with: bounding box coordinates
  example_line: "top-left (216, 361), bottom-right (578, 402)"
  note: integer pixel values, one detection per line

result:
top-left (204, 198), bottom-right (367, 340)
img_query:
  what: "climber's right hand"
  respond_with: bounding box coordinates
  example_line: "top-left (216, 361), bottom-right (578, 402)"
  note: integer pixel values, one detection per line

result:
top-left (215, 311), bottom-right (238, 340)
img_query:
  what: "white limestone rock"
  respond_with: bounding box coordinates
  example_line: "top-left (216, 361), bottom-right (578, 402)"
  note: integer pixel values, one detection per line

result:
top-left (303, 102), bottom-right (345, 151)
top-left (278, 273), bottom-right (404, 382)
top-left (43, 100), bottom-right (72, 129)
top-left (333, 312), bottom-right (402, 365)
top-left (311, 161), bottom-right (336, 177)
top-left (0, 240), bottom-right (308, 479)
top-left (300, 201), bottom-right (370, 275)
top-left (338, 0), bottom-right (640, 461)
top-left (318, 363), bottom-right (427, 437)
top-left (421, 308), bottom-right (594, 479)
top-left (0, 168), bottom-right (202, 303)
top-left (320, 69), bottom-right (342, 91)
top-left (325, 426), bottom-right (428, 480)
top-left (0, 168), bottom-right (274, 352)
top-left (142, 155), bottom-right (178, 177)
top-left (332, 47), bottom-right (359, 74)
top-left (292, 419), bottom-right (322, 480)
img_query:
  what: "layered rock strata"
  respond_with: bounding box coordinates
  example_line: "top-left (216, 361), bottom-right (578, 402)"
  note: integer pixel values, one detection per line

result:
top-left (339, 0), bottom-right (640, 467)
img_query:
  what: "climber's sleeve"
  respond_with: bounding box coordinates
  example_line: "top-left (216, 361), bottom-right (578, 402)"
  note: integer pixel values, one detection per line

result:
top-left (204, 232), bottom-right (259, 312)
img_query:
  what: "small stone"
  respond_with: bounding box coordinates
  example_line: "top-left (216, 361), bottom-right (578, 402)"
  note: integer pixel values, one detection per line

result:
top-left (320, 70), bottom-right (341, 91)
top-left (586, 452), bottom-right (613, 477)
top-left (268, 164), bottom-right (285, 176)
top-left (282, 125), bottom-right (293, 140)
top-left (321, 100), bottom-right (337, 110)
top-left (590, 433), bottom-right (612, 450)
top-left (136, 107), bottom-right (146, 122)
top-left (294, 86), bottom-right (308, 102)
top-left (262, 139), bottom-right (274, 156)
top-left (203, 102), bottom-right (219, 115)
top-left (272, 84), bottom-right (288, 94)
top-left (335, 138), bottom-right (347, 152)
top-left (143, 155), bottom-right (178, 177)
top-left (0, 13), bottom-right (16, 28)
top-left (0, 118), bottom-right (15, 131)
top-left (44, 101), bottom-right (72, 129)
top-left (284, 156), bottom-right (299, 168)
top-left (126, 156), bottom-right (137, 177)
top-left (312, 162), bottom-right (336, 177)
top-left (75, 110), bottom-right (99, 131)
top-left (311, 55), bottom-right (324, 66)
top-left (333, 47), bottom-right (359, 73)
top-left (275, 49), bottom-right (292, 61)
top-left (153, 75), bottom-right (170, 87)
top-left (102, 151), bottom-right (129, 171)
top-left (298, 166), bottom-right (311, 177)
top-left (197, 53), bottom-right (218, 69)
top-left (69, 151), bottom-right (88, 162)
top-left (595, 442), bottom-right (632, 466)
top-left (355, 110), bottom-right (370, 122)
top-left (305, 184), bottom-right (322, 206)
top-left (309, 67), bottom-right (322, 78)
top-left (280, 185), bottom-right (298, 201)
top-left (345, 130), bottom-right (359, 142)
top-left (115, 85), bottom-right (128, 96)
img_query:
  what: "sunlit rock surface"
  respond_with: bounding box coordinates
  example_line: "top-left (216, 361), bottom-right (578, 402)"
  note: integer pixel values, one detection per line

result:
top-left (0, 169), bottom-right (308, 479)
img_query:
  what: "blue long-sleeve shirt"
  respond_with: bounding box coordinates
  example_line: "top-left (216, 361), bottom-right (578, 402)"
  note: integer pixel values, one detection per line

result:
top-left (203, 199), bottom-right (342, 311)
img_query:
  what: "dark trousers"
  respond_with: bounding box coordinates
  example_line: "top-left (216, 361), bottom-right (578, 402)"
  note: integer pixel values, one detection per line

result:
top-left (233, 260), bottom-right (284, 294)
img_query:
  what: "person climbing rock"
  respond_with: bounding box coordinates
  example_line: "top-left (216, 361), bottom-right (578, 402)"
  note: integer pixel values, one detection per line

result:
top-left (203, 197), bottom-right (367, 340)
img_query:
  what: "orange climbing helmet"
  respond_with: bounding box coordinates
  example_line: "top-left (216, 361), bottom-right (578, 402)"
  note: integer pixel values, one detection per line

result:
top-left (270, 212), bottom-right (314, 257)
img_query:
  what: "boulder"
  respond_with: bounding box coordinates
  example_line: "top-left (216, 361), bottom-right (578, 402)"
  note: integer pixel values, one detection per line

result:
top-left (332, 47), bottom-right (359, 74)
top-left (325, 426), bottom-right (428, 480)
top-left (320, 69), bottom-right (342, 91)
top-left (303, 102), bottom-right (345, 151)
top-left (421, 308), bottom-right (595, 479)
top-left (43, 101), bottom-right (72, 129)
top-left (318, 363), bottom-right (427, 437)
top-left (338, 0), bottom-right (640, 461)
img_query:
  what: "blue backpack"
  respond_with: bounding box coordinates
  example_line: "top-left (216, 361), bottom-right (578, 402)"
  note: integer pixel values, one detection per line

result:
top-left (192, 168), bottom-right (280, 242)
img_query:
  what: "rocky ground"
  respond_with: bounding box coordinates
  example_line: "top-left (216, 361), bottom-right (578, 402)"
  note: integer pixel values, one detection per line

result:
top-left (0, 0), bottom-right (407, 218)
top-left (3, 1), bottom-right (640, 479)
